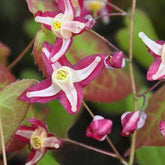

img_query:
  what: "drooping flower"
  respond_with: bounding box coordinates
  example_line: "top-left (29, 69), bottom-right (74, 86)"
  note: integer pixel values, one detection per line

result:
top-left (138, 32), bottom-right (165, 81)
top-left (14, 119), bottom-right (62, 165)
top-left (104, 51), bottom-right (125, 69)
top-left (86, 115), bottom-right (113, 141)
top-left (35, 0), bottom-right (94, 63)
top-left (121, 111), bottom-right (147, 136)
top-left (19, 41), bottom-right (106, 114)
top-left (160, 121), bottom-right (165, 138)
top-left (83, 0), bottom-right (112, 24)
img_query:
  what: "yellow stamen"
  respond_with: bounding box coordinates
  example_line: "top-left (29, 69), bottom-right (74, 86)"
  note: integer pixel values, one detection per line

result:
top-left (31, 136), bottom-right (42, 149)
top-left (53, 21), bottom-right (61, 30)
top-left (88, 2), bottom-right (101, 11)
top-left (55, 69), bottom-right (69, 81)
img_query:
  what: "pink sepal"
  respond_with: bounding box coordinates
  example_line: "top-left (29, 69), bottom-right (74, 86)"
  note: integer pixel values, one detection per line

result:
top-left (86, 115), bottom-right (113, 141)
top-left (27, 119), bottom-right (48, 131)
top-left (59, 83), bottom-right (83, 114)
top-left (35, 11), bottom-right (59, 30)
top-left (104, 51), bottom-right (125, 69)
top-left (147, 40), bottom-right (165, 58)
top-left (147, 58), bottom-right (162, 81)
top-left (14, 126), bottom-right (35, 144)
top-left (160, 121), bottom-right (165, 138)
top-left (121, 111), bottom-right (147, 136)
top-left (19, 78), bottom-right (59, 103)
top-left (26, 149), bottom-right (46, 165)
top-left (73, 54), bottom-right (106, 87)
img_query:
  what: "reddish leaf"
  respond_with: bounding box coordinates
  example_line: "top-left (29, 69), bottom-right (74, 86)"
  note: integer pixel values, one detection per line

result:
top-left (26, 0), bottom-right (58, 14)
top-left (135, 85), bottom-right (165, 150)
top-left (0, 64), bottom-right (16, 90)
top-left (0, 42), bottom-right (10, 66)
top-left (33, 27), bottom-right (131, 102)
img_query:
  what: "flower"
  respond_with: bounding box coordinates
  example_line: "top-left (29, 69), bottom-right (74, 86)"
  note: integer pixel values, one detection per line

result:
top-left (121, 111), bottom-right (147, 136)
top-left (86, 115), bottom-right (113, 141)
top-left (160, 121), bottom-right (165, 138)
top-left (35, 0), bottom-right (94, 63)
top-left (83, 0), bottom-right (112, 24)
top-left (138, 32), bottom-right (165, 80)
top-left (19, 41), bottom-right (106, 114)
top-left (14, 119), bottom-right (62, 165)
top-left (104, 51), bottom-right (125, 69)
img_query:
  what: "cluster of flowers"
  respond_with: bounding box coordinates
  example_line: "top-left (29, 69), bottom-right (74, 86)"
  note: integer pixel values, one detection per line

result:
top-left (14, 0), bottom-right (165, 164)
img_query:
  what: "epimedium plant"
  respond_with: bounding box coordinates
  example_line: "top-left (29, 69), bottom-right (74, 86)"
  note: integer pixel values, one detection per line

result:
top-left (0, 0), bottom-right (165, 165)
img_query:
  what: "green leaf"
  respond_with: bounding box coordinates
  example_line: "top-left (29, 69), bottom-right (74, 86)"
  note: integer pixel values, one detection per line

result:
top-left (33, 27), bottom-right (132, 102)
top-left (26, 0), bottom-right (57, 14)
top-left (46, 100), bottom-right (81, 138)
top-left (135, 85), bottom-right (165, 150)
top-left (0, 79), bottom-right (36, 152)
top-left (136, 146), bottom-right (165, 165)
top-left (38, 151), bottom-right (60, 165)
top-left (0, 64), bottom-right (16, 90)
top-left (117, 9), bottom-right (158, 68)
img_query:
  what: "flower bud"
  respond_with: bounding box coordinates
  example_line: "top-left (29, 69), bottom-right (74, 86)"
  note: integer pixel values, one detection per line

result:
top-left (160, 121), bottom-right (165, 137)
top-left (121, 111), bottom-right (147, 136)
top-left (86, 115), bottom-right (113, 141)
top-left (104, 51), bottom-right (125, 70)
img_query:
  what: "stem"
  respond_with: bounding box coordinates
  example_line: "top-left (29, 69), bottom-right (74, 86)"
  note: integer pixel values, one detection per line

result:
top-left (128, 0), bottom-right (137, 164)
top-left (138, 80), bottom-right (164, 97)
top-left (0, 117), bottom-right (7, 165)
top-left (63, 139), bottom-right (117, 158)
top-left (96, 12), bottom-right (126, 20)
top-left (7, 37), bottom-right (35, 70)
top-left (82, 101), bottom-right (128, 165)
top-left (88, 30), bottom-right (120, 51)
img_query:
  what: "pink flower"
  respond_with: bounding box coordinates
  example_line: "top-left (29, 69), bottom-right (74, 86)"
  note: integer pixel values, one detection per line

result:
top-left (14, 119), bottom-right (62, 165)
top-left (104, 51), bottom-right (125, 69)
top-left (19, 41), bottom-right (106, 114)
top-left (86, 115), bottom-right (113, 141)
top-left (35, 0), bottom-right (94, 63)
top-left (160, 121), bottom-right (165, 137)
top-left (121, 111), bottom-right (147, 136)
top-left (138, 32), bottom-right (165, 81)
top-left (83, 0), bottom-right (112, 24)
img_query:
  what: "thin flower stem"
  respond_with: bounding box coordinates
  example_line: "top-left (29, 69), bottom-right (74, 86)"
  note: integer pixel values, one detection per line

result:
top-left (7, 37), bottom-right (35, 70)
top-left (96, 12), bottom-right (126, 20)
top-left (88, 30), bottom-right (120, 51)
top-left (82, 101), bottom-right (128, 165)
top-left (63, 139), bottom-right (117, 158)
top-left (0, 117), bottom-right (7, 165)
top-left (128, 0), bottom-right (137, 164)
top-left (137, 80), bottom-right (164, 97)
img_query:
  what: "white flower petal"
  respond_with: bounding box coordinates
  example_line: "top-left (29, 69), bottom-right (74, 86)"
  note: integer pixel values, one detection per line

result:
top-left (15, 130), bottom-right (33, 140)
top-left (152, 62), bottom-right (165, 80)
top-left (26, 85), bottom-right (60, 98)
top-left (35, 16), bottom-right (54, 26)
top-left (138, 32), bottom-right (162, 56)
top-left (72, 56), bottom-right (101, 82)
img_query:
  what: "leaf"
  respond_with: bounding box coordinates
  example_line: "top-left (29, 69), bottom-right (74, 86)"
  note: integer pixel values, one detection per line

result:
top-left (117, 9), bottom-right (158, 68)
top-left (135, 85), bottom-right (165, 150)
top-left (0, 79), bottom-right (36, 152)
top-left (33, 27), bottom-right (131, 102)
top-left (0, 64), bottom-right (16, 90)
top-left (136, 146), bottom-right (165, 165)
top-left (26, 0), bottom-right (58, 14)
top-left (0, 42), bottom-right (10, 66)
top-left (46, 100), bottom-right (81, 138)
top-left (38, 151), bottom-right (60, 165)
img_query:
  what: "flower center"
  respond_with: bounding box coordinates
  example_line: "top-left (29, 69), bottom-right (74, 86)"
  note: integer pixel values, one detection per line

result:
top-left (55, 69), bottom-right (69, 81)
top-left (31, 136), bottom-right (42, 149)
top-left (161, 44), bottom-right (165, 64)
top-left (88, 2), bottom-right (102, 11)
top-left (52, 21), bottom-right (61, 30)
